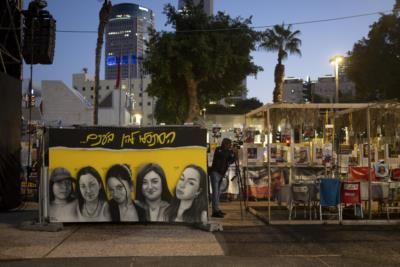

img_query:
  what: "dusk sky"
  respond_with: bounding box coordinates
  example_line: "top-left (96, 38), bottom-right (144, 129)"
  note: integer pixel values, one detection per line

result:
top-left (23, 0), bottom-right (395, 103)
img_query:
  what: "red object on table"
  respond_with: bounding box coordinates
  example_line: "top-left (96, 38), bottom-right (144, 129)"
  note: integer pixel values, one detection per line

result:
top-left (348, 166), bottom-right (376, 181)
top-left (392, 168), bottom-right (400, 181)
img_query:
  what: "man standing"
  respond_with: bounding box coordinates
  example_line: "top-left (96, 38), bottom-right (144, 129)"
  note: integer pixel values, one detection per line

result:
top-left (209, 138), bottom-right (236, 218)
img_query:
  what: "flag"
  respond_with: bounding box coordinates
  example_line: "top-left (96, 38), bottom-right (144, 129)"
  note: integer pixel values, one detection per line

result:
top-left (115, 55), bottom-right (121, 89)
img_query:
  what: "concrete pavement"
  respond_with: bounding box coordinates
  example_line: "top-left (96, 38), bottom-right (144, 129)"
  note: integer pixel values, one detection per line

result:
top-left (1, 201), bottom-right (400, 266)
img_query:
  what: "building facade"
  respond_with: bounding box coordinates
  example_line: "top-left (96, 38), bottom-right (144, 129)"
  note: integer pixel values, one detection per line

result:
top-left (282, 78), bottom-right (304, 103)
top-left (178, 0), bottom-right (214, 16)
top-left (73, 72), bottom-right (155, 126)
top-left (105, 3), bottom-right (154, 80)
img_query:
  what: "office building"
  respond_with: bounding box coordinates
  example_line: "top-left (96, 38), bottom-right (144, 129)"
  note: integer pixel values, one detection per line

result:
top-left (73, 71), bottom-right (155, 126)
top-left (105, 3), bottom-right (154, 80)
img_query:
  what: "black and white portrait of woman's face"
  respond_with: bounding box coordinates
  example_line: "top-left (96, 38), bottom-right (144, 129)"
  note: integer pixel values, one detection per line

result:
top-left (79, 173), bottom-right (100, 202)
top-left (176, 167), bottom-right (201, 201)
top-left (53, 179), bottom-right (72, 201)
top-left (107, 177), bottom-right (130, 204)
top-left (142, 170), bottom-right (162, 201)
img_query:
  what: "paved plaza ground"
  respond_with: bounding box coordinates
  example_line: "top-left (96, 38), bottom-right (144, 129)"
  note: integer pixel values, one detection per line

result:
top-left (1, 201), bottom-right (400, 266)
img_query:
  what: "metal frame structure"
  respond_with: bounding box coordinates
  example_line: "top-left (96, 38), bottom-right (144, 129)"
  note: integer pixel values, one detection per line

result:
top-left (245, 102), bottom-right (400, 223)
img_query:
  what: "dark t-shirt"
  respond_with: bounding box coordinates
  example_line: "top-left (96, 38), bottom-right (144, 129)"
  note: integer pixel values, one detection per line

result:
top-left (210, 146), bottom-right (235, 175)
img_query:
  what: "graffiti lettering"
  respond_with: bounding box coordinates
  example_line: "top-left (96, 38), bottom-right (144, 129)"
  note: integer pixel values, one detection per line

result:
top-left (139, 131), bottom-right (176, 147)
top-left (80, 132), bottom-right (115, 147)
top-left (81, 131), bottom-right (176, 148)
top-left (121, 131), bottom-right (141, 148)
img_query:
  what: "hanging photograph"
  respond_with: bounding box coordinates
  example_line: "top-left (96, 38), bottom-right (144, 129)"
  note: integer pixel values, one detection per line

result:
top-left (243, 127), bottom-right (256, 143)
top-left (313, 144), bottom-right (323, 165)
top-left (294, 146), bottom-right (309, 165)
top-left (388, 142), bottom-right (400, 158)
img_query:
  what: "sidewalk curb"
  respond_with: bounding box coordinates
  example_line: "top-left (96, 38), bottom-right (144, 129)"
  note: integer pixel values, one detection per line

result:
top-left (18, 220), bottom-right (64, 232)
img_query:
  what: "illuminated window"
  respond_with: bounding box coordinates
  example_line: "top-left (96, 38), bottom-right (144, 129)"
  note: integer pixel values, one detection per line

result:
top-left (107, 56), bottom-right (117, 66)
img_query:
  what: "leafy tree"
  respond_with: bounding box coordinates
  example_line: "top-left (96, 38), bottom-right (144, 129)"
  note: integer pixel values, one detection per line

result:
top-left (232, 97), bottom-right (263, 113)
top-left (346, 3), bottom-right (400, 101)
top-left (260, 23), bottom-right (302, 103)
top-left (93, 0), bottom-right (112, 125)
top-left (206, 97), bottom-right (263, 114)
top-left (144, 2), bottom-right (261, 123)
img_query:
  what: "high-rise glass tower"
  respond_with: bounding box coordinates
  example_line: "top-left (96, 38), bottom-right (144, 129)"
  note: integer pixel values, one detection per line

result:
top-left (178, 0), bottom-right (214, 16)
top-left (105, 3), bottom-right (154, 80)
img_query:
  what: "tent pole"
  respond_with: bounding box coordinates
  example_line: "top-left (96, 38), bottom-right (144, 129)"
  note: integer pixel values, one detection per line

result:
top-left (367, 106), bottom-right (372, 219)
top-left (267, 109), bottom-right (271, 223)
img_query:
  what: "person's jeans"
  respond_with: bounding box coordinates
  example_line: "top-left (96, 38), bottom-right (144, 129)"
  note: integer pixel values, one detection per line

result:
top-left (210, 171), bottom-right (223, 213)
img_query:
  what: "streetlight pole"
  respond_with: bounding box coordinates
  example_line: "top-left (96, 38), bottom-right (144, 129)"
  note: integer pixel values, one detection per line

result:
top-left (330, 55), bottom-right (343, 103)
top-left (202, 108), bottom-right (206, 121)
top-left (329, 55), bottom-right (343, 178)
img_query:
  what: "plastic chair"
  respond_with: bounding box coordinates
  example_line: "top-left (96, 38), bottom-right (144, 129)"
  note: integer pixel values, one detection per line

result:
top-left (319, 178), bottom-right (341, 222)
top-left (386, 183), bottom-right (400, 220)
top-left (289, 183), bottom-right (311, 220)
top-left (341, 181), bottom-right (363, 220)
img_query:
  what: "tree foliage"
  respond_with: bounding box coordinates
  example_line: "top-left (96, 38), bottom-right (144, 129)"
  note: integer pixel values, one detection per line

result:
top-left (346, 4), bottom-right (400, 101)
top-left (259, 24), bottom-right (301, 103)
top-left (144, 1), bottom-right (261, 124)
top-left (206, 97), bottom-right (263, 114)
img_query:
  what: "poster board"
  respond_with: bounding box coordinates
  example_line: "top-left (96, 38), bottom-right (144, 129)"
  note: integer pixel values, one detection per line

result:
top-left (246, 167), bottom-right (269, 199)
top-left (313, 144), bottom-right (323, 165)
top-left (360, 143), bottom-right (376, 166)
top-left (294, 146), bottom-right (310, 165)
top-left (46, 126), bottom-right (207, 224)
top-left (242, 143), bottom-right (264, 167)
top-left (268, 143), bottom-right (289, 164)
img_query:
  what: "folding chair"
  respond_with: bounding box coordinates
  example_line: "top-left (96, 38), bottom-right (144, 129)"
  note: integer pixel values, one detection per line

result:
top-left (319, 178), bottom-right (341, 222)
top-left (341, 181), bottom-right (363, 220)
top-left (289, 183), bottom-right (311, 220)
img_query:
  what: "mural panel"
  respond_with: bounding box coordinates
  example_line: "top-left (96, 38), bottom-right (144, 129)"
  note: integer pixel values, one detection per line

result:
top-left (47, 126), bottom-right (207, 224)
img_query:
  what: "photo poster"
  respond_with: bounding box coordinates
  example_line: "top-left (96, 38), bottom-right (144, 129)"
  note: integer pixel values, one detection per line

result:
top-left (242, 143), bottom-right (264, 167)
top-left (243, 127), bottom-right (256, 143)
top-left (211, 125), bottom-right (222, 139)
top-left (294, 146), bottom-right (310, 165)
top-left (313, 144), bottom-right (323, 165)
top-left (373, 161), bottom-right (389, 180)
top-left (46, 126), bottom-right (207, 224)
top-left (388, 142), bottom-right (400, 158)
top-left (233, 125), bottom-right (243, 141)
top-left (246, 166), bottom-right (269, 199)
top-left (268, 144), bottom-right (288, 164)
top-left (302, 125), bottom-right (314, 141)
top-left (385, 144), bottom-right (400, 168)
top-left (360, 143), bottom-right (376, 165)
top-left (322, 143), bottom-right (333, 165)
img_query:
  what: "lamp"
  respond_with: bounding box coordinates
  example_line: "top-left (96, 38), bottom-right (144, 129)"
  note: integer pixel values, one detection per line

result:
top-left (329, 55), bottom-right (344, 103)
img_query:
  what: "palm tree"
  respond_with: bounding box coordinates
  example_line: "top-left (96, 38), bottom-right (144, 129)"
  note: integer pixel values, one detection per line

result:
top-left (260, 23), bottom-right (301, 103)
top-left (94, 0), bottom-right (112, 125)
